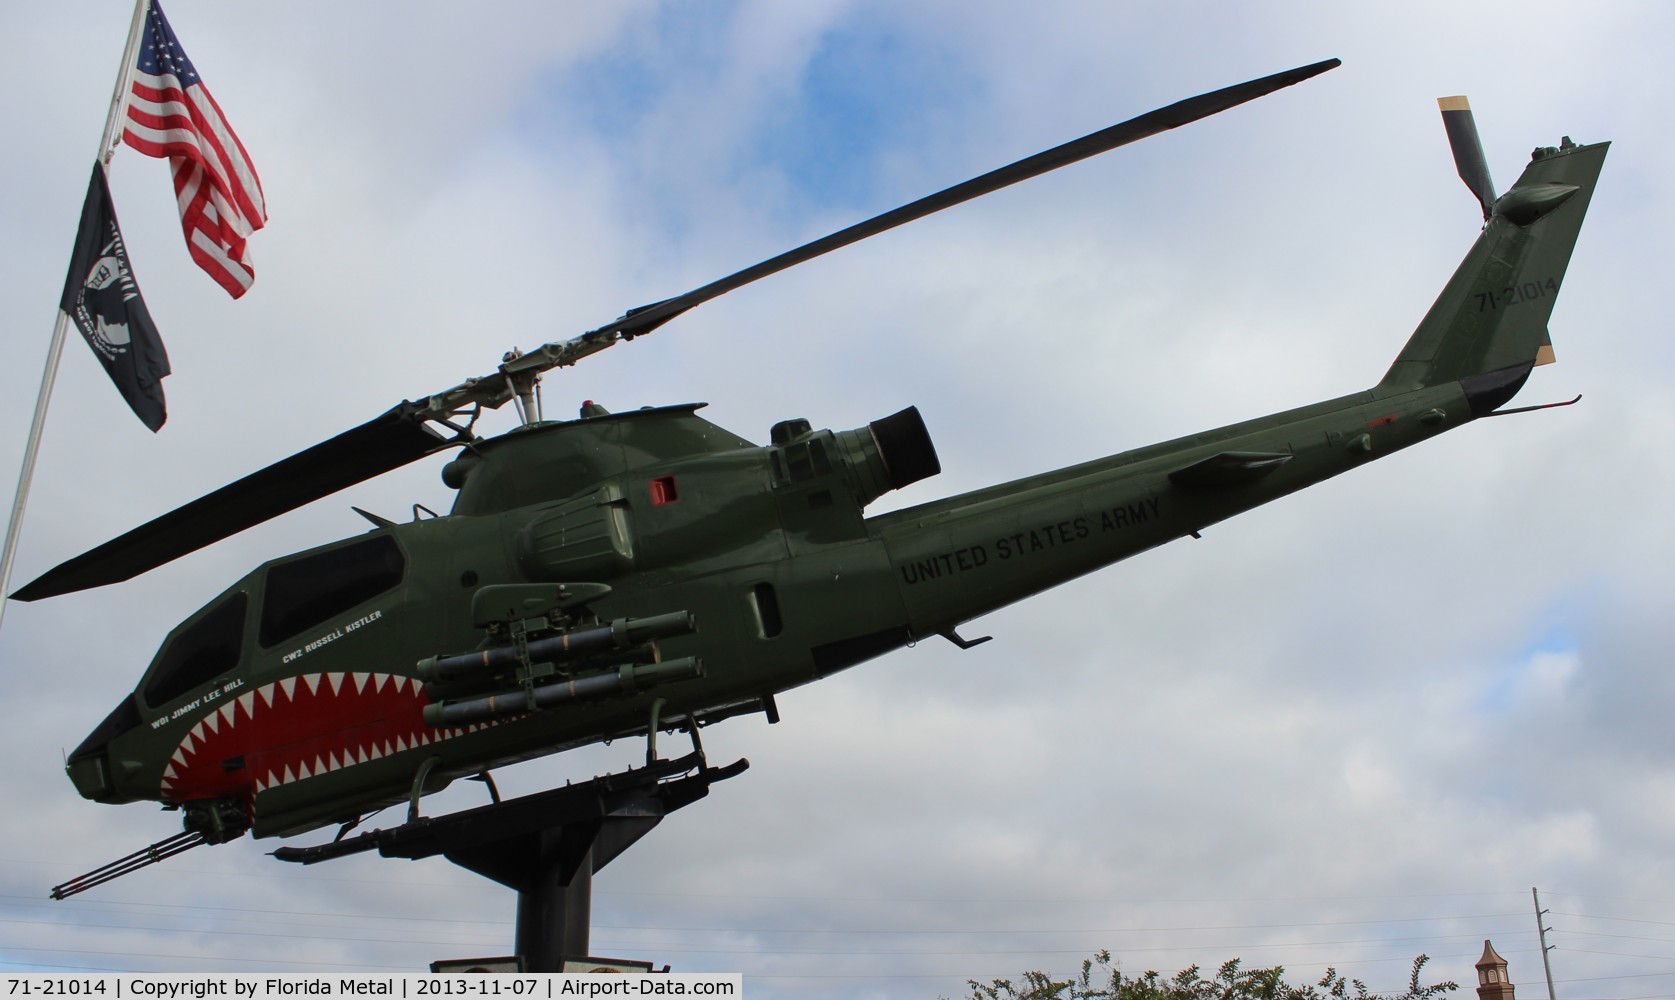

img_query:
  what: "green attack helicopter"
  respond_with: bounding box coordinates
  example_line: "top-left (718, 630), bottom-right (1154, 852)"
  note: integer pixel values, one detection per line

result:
top-left (17, 59), bottom-right (1607, 894)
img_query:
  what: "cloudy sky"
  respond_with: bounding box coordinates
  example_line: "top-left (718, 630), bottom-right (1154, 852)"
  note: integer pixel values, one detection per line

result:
top-left (2, 1), bottom-right (1672, 996)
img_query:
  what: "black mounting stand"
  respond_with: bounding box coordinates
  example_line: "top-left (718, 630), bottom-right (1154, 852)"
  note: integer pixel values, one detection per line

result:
top-left (274, 751), bottom-right (747, 971)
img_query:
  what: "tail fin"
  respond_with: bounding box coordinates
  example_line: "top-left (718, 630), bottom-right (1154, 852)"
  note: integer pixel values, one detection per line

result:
top-left (1376, 136), bottom-right (1608, 411)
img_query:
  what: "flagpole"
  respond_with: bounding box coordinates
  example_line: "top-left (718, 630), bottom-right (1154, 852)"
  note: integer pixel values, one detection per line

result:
top-left (101, 0), bottom-right (152, 162)
top-left (0, 0), bottom-right (151, 632)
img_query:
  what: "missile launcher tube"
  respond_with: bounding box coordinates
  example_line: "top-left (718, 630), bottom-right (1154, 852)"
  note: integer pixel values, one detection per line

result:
top-left (417, 610), bottom-right (696, 685)
top-left (423, 656), bottom-right (702, 728)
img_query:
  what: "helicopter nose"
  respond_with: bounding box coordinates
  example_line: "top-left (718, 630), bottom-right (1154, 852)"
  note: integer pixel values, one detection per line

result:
top-left (65, 695), bottom-right (146, 803)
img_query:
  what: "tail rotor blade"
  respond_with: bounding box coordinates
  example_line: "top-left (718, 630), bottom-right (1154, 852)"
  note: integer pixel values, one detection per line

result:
top-left (1439, 96), bottom-right (1496, 219)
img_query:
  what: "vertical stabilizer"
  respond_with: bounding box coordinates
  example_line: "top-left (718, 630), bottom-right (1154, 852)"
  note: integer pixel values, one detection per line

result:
top-left (1376, 138), bottom-right (1607, 409)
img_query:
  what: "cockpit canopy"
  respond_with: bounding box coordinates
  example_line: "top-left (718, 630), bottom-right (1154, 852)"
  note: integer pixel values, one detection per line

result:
top-left (138, 534), bottom-right (407, 710)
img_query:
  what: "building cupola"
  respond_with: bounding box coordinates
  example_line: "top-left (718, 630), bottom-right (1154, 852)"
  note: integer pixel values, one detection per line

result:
top-left (1476, 939), bottom-right (1515, 1000)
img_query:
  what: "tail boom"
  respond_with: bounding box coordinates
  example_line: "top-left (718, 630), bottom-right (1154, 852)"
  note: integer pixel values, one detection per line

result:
top-left (873, 379), bottom-right (1474, 638)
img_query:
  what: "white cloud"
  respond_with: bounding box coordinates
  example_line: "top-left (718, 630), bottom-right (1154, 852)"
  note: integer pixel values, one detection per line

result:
top-left (2, 1), bottom-right (1672, 997)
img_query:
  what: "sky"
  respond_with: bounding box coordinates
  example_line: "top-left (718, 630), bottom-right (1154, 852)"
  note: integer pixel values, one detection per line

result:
top-left (1, 1), bottom-right (1672, 996)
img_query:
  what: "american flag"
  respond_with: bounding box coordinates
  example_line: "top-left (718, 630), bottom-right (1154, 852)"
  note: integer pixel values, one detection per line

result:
top-left (121, 0), bottom-right (267, 299)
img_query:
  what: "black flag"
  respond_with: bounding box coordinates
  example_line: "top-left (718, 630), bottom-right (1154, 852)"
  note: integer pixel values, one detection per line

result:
top-left (59, 163), bottom-right (171, 432)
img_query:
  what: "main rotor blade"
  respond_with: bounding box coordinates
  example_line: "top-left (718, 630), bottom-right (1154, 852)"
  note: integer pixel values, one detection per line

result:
top-left (591, 58), bottom-right (1341, 341)
top-left (1439, 96), bottom-right (1496, 220)
top-left (430, 59), bottom-right (1343, 418)
top-left (12, 404), bottom-right (458, 602)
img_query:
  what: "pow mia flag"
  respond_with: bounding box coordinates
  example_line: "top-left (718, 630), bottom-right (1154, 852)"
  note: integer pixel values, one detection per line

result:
top-left (60, 163), bottom-right (171, 431)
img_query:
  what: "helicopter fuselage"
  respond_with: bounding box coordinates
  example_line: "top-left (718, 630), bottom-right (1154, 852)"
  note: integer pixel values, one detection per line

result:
top-left (68, 376), bottom-right (1474, 840)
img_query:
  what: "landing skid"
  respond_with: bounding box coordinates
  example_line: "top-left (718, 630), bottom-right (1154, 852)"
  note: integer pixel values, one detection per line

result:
top-left (274, 750), bottom-right (748, 971)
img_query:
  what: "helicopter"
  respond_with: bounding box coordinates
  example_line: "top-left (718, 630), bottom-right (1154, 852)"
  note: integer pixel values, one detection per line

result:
top-left (14, 58), bottom-right (1606, 894)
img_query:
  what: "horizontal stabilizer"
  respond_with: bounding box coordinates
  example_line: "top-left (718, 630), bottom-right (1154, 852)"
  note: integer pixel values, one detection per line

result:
top-left (1169, 450), bottom-right (1293, 488)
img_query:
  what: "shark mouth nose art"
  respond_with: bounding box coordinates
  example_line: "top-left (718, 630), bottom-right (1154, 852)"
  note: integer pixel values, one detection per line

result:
top-left (158, 671), bottom-right (485, 803)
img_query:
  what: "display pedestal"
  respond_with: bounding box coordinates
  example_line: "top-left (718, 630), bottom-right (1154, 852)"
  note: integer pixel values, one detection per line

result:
top-left (275, 751), bottom-right (747, 971)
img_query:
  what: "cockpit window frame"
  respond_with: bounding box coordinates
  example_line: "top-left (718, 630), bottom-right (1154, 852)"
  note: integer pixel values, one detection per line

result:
top-left (257, 534), bottom-right (406, 649)
top-left (142, 591), bottom-right (249, 708)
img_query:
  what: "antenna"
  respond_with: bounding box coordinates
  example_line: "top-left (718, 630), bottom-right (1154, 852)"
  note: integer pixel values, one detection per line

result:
top-left (1532, 887), bottom-right (1558, 1000)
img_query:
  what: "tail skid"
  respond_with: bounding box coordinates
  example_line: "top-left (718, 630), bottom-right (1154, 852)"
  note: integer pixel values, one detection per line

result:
top-left (1479, 393), bottom-right (1581, 418)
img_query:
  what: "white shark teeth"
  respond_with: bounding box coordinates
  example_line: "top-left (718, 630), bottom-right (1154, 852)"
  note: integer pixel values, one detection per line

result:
top-left (177, 670), bottom-right (459, 798)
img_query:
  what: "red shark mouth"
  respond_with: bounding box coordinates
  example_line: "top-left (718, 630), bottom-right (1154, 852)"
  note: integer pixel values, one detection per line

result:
top-left (159, 671), bottom-right (486, 805)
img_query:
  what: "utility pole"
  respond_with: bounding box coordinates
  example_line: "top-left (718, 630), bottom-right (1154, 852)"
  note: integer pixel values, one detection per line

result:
top-left (1532, 887), bottom-right (1558, 1000)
